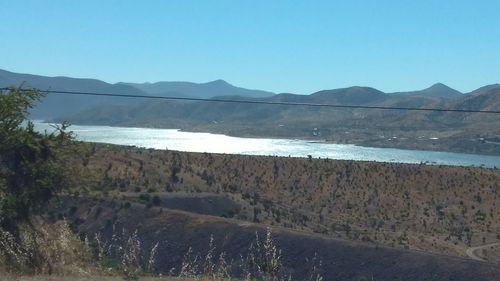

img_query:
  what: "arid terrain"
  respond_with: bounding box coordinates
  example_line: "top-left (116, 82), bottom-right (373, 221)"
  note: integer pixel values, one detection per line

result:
top-left (73, 144), bottom-right (500, 258)
top-left (3, 1), bottom-right (500, 279)
top-left (44, 142), bottom-right (500, 279)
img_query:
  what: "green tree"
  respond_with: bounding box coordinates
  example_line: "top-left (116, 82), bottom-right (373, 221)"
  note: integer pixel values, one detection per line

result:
top-left (0, 87), bottom-right (75, 231)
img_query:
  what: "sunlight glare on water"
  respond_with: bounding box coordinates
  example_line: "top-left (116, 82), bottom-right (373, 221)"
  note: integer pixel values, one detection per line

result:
top-left (33, 121), bottom-right (500, 168)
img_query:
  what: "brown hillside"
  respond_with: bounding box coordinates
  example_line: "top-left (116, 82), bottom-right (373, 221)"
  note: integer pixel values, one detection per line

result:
top-left (59, 196), bottom-right (500, 281)
top-left (71, 144), bottom-right (500, 262)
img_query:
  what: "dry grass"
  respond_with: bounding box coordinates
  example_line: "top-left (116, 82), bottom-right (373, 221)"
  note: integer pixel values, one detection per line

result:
top-left (0, 217), bottom-right (97, 276)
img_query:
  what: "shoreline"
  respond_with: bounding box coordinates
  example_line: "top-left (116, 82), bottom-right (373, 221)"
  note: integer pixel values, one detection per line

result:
top-left (34, 120), bottom-right (500, 168)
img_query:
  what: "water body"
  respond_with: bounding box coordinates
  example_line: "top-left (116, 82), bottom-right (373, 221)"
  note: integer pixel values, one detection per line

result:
top-left (33, 121), bottom-right (500, 168)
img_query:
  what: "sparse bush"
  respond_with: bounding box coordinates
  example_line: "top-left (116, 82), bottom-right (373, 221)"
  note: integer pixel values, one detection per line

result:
top-left (138, 193), bottom-right (151, 202)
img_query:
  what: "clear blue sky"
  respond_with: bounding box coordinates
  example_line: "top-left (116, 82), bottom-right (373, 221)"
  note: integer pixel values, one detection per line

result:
top-left (1, 0), bottom-right (499, 94)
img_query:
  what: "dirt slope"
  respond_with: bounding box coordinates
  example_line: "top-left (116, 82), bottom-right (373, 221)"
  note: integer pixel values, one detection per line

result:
top-left (58, 196), bottom-right (500, 281)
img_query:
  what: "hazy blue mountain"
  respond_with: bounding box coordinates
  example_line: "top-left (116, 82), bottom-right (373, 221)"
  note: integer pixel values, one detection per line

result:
top-left (390, 83), bottom-right (463, 99)
top-left (308, 86), bottom-right (387, 104)
top-left (0, 69), bottom-right (141, 94)
top-left (466, 84), bottom-right (500, 96)
top-left (120, 79), bottom-right (274, 99)
top-left (4, 68), bottom-right (499, 139)
top-left (0, 69), bottom-right (147, 119)
top-left (0, 69), bottom-right (273, 119)
top-left (451, 86), bottom-right (500, 111)
top-left (4, 67), bottom-right (498, 154)
top-left (63, 86), bottom-right (419, 129)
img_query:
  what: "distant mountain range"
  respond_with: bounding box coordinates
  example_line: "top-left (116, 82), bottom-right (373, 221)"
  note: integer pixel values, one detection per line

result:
top-left (2, 68), bottom-right (500, 154)
top-left (119, 80), bottom-right (274, 99)
top-left (389, 83), bottom-right (463, 99)
top-left (0, 68), bottom-right (273, 118)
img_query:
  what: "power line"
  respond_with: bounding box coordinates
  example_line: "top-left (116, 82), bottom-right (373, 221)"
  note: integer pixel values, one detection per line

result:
top-left (2, 87), bottom-right (500, 114)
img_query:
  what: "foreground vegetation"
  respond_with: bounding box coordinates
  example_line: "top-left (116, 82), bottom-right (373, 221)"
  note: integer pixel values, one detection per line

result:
top-left (0, 87), bottom-right (81, 273)
top-left (2, 87), bottom-right (500, 280)
top-left (0, 88), bottom-right (323, 280)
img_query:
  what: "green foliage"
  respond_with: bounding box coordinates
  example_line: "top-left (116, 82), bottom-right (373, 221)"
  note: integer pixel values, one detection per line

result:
top-left (0, 87), bottom-right (41, 142)
top-left (0, 87), bottom-right (75, 230)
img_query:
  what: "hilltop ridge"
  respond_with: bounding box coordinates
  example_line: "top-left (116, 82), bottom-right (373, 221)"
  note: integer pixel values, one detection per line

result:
top-left (390, 83), bottom-right (463, 99)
